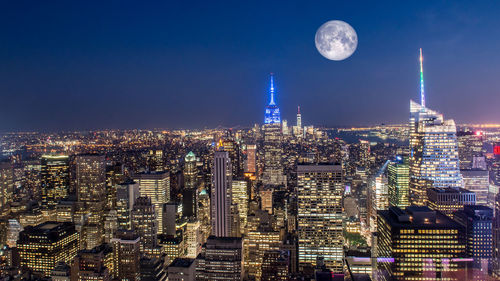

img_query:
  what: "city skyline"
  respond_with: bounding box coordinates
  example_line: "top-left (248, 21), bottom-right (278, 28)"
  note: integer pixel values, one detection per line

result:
top-left (1, 1), bottom-right (500, 131)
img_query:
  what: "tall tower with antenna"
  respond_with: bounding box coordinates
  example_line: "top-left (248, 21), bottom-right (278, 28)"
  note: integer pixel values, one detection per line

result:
top-left (264, 73), bottom-right (281, 124)
top-left (297, 106), bottom-right (302, 128)
top-left (419, 48), bottom-right (425, 107)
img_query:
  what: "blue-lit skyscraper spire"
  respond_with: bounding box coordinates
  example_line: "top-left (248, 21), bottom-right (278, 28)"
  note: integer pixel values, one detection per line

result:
top-left (264, 73), bottom-right (281, 124)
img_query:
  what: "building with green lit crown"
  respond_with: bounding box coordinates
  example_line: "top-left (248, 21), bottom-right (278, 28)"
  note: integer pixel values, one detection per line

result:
top-left (388, 156), bottom-right (410, 208)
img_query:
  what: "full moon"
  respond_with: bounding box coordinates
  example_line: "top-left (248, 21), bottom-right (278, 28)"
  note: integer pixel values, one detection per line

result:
top-left (315, 20), bottom-right (358, 61)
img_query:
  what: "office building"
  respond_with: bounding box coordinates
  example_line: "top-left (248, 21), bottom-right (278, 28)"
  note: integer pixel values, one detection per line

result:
top-left (71, 244), bottom-right (113, 281)
top-left (244, 225), bottom-right (282, 280)
top-left (244, 144), bottom-right (257, 175)
top-left (211, 150), bottom-right (232, 237)
top-left (457, 130), bottom-right (483, 170)
top-left (116, 180), bottom-right (140, 230)
top-left (131, 196), bottom-right (158, 257)
top-left (368, 161), bottom-right (389, 232)
top-left (17, 222), bottom-right (79, 277)
top-left (133, 171), bottom-right (170, 234)
top-left (111, 230), bottom-right (140, 281)
top-left (297, 163), bottom-right (344, 272)
top-left (409, 49), bottom-right (462, 205)
top-left (167, 258), bottom-right (196, 281)
top-left (183, 151), bottom-right (198, 218)
top-left (0, 161), bottom-right (13, 209)
top-left (388, 156), bottom-right (410, 208)
top-left (76, 154), bottom-right (106, 205)
top-left (461, 169), bottom-right (489, 206)
top-left (427, 187), bottom-right (476, 217)
top-left (454, 205), bottom-right (493, 268)
top-left (376, 206), bottom-right (466, 280)
top-left (139, 257), bottom-right (167, 281)
top-left (261, 250), bottom-right (290, 281)
top-left (40, 155), bottom-right (70, 208)
top-left (196, 236), bottom-right (243, 281)
top-left (231, 179), bottom-right (249, 235)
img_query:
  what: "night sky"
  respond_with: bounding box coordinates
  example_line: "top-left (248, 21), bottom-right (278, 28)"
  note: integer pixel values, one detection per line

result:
top-left (1, 1), bottom-right (500, 131)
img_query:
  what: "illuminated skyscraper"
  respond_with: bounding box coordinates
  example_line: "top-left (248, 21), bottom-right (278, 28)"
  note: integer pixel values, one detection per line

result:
top-left (454, 205), bottom-right (493, 270)
top-left (131, 196), bottom-right (158, 257)
top-left (262, 123), bottom-right (284, 186)
top-left (133, 171), bottom-right (169, 234)
top-left (368, 161), bottom-right (389, 232)
top-left (244, 144), bottom-right (257, 174)
top-left (264, 73), bottom-right (280, 125)
top-left (195, 236), bottom-right (243, 281)
top-left (0, 161), bottom-right (13, 209)
top-left (116, 180), bottom-right (140, 230)
top-left (111, 230), bottom-right (141, 281)
top-left (76, 154), bottom-right (107, 205)
top-left (231, 179), bottom-right (249, 235)
top-left (71, 244), bottom-right (113, 281)
top-left (212, 150), bottom-right (232, 237)
top-left (184, 151), bottom-right (197, 189)
top-left (297, 163), bottom-right (344, 272)
top-left (461, 169), bottom-right (489, 206)
top-left (18, 222), bottom-right (79, 277)
top-left (40, 155), bottom-right (70, 208)
top-left (409, 50), bottom-right (462, 205)
top-left (388, 156), bottom-right (410, 208)
top-left (457, 130), bottom-right (484, 170)
top-left (296, 106), bottom-right (302, 128)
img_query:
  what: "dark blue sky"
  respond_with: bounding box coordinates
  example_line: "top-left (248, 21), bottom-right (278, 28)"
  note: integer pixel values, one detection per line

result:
top-left (1, 1), bottom-right (500, 131)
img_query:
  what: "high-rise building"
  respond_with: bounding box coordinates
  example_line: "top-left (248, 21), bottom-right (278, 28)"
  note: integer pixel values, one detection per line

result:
top-left (0, 161), bottom-right (13, 209)
top-left (264, 73), bottom-right (280, 125)
top-left (17, 222), bottom-right (79, 277)
top-left (262, 74), bottom-right (285, 186)
top-left (461, 169), bottom-right (489, 206)
top-left (457, 130), bottom-right (484, 170)
top-left (76, 154), bottom-right (107, 205)
top-left (40, 155), bottom-right (70, 208)
top-left (131, 196), bottom-right (158, 257)
top-left (221, 139), bottom-right (242, 178)
top-left (453, 205), bottom-right (493, 270)
top-left (244, 225), bottom-right (282, 280)
top-left (211, 150), bottom-right (232, 237)
top-left (231, 179), bottom-right (249, 235)
top-left (296, 106), bottom-right (302, 128)
top-left (184, 151), bottom-right (198, 189)
top-left (71, 244), bottom-right (113, 281)
top-left (133, 171), bottom-right (169, 234)
top-left (388, 156), bottom-right (410, 208)
top-left (376, 206), bottom-right (466, 281)
top-left (493, 193), bottom-right (500, 278)
top-left (368, 161), bottom-right (389, 232)
top-left (195, 236), bottom-right (243, 281)
top-left (297, 163), bottom-right (344, 272)
top-left (244, 144), bottom-right (257, 175)
top-left (111, 230), bottom-right (140, 281)
top-left (409, 49), bottom-right (462, 206)
top-left (427, 187), bottom-right (476, 217)
top-left (261, 250), bottom-right (290, 281)
top-left (185, 219), bottom-right (202, 258)
top-left (183, 152), bottom-right (199, 219)
top-left (6, 219), bottom-right (23, 248)
top-left (116, 180), bottom-right (140, 230)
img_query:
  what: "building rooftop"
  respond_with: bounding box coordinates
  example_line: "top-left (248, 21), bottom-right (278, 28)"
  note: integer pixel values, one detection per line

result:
top-left (169, 258), bottom-right (195, 268)
top-left (379, 206), bottom-right (462, 229)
